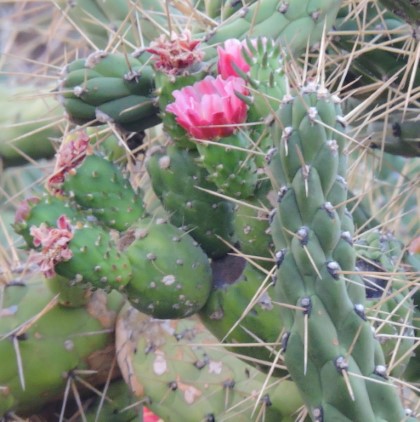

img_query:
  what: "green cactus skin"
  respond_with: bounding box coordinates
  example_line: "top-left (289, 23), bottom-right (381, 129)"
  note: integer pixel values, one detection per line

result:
top-left (332, 3), bottom-right (420, 101)
top-left (44, 274), bottom-right (91, 308)
top-left (13, 195), bottom-right (79, 248)
top-left (15, 194), bottom-right (133, 290)
top-left (233, 184), bottom-right (275, 270)
top-left (268, 82), bottom-right (416, 421)
top-left (196, 132), bottom-right (259, 199)
top-left (237, 38), bottom-right (288, 125)
top-left (146, 144), bottom-right (237, 259)
top-left (204, 0), bottom-right (343, 57)
top-left (369, 118), bottom-right (420, 158)
top-left (55, 223), bottom-right (133, 291)
top-left (0, 274), bottom-right (124, 417)
top-left (0, 83), bottom-right (60, 168)
top-left (377, 0), bottom-right (420, 31)
top-left (58, 52), bottom-right (161, 132)
top-left (61, 153), bottom-right (146, 231)
top-left (122, 217), bottom-right (212, 319)
top-left (116, 304), bottom-right (304, 422)
top-left (81, 379), bottom-right (143, 422)
top-left (200, 255), bottom-right (288, 377)
top-left (355, 230), bottom-right (416, 378)
top-left (55, 0), bottom-right (168, 49)
top-left (402, 306), bottom-right (420, 384)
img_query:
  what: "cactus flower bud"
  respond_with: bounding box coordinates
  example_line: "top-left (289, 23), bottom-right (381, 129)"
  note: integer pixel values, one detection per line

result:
top-left (29, 215), bottom-right (73, 278)
top-left (217, 39), bottom-right (251, 79)
top-left (166, 75), bottom-right (248, 140)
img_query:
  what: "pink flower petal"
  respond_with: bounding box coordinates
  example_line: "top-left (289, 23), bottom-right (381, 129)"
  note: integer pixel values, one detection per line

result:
top-left (166, 75), bottom-right (248, 140)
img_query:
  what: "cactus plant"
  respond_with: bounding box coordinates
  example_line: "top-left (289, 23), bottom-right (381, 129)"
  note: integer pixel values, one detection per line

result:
top-left (1, 0), bottom-right (419, 420)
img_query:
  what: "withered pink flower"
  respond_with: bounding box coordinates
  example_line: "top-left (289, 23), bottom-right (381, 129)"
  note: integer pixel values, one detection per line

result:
top-left (14, 197), bottom-right (40, 225)
top-left (166, 75), bottom-right (248, 140)
top-left (47, 131), bottom-right (91, 195)
top-left (29, 215), bottom-right (73, 278)
top-left (217, 39), bottom-right (251, 79)
top-left (147, 30), bottom-right (204, 76)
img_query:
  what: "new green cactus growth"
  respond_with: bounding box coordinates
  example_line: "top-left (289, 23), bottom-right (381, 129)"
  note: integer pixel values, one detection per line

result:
top-left (59, 52), bottom-right (160, 132)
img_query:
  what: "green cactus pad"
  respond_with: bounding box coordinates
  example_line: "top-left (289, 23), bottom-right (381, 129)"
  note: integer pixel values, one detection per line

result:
top-left (56, 224), bottom-right (132, 290)
top-left (146, 145), bottom-right (236, 258)
top-left (0, 274), bottom-right (124, 416)
top-left (62, 153), bottom-right (146, 231)
top-left (122, 217), bottom-right (212, 319)
top-left (116, 304), bottom-right (303, 421)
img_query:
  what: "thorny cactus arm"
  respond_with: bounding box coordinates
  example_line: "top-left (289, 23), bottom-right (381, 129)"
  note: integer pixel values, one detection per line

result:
top-left (267, 81), bottom-right (416, 421)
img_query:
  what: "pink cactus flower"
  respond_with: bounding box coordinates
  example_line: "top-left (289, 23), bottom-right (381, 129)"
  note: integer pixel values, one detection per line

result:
top-left (217, 39), bottom-right (251, 79)
top-left (29, 215), bottom-right (73, 278)
top-left (47, 131), bottom-right (91, 195)
top-left (166, 75), bottom-right (249, 140)
top-left (143, 407), bottom-right (161, 422)
top-left (147, 30), bottom-right (204, 76)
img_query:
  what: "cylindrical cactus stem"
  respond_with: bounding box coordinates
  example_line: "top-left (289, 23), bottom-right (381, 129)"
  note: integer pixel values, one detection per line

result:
top-left (121, 216), bottom-right (212, 319)
top-left (377, 0), bottom-right (420, 31)
top-left (268, 81), bottom-right (416, 421)
top-left (200, 254), bottom-right (287, 377)
top-left (0, 83), bottom-right (60, 168)
top-left (55, 0), bottom-right (168, 49)
top-left (116, 304), bottom-right (303, 421)
top-left (368, 116), bottom-right (420, 157)
top-left (355, 230), bottom-right (416, 378)
top-left (58, 51), bottom-right (160, 133)
top-left (146, 144), bottom-right (237, 259)
top-left (202, 0), bottom-right (343, 58)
